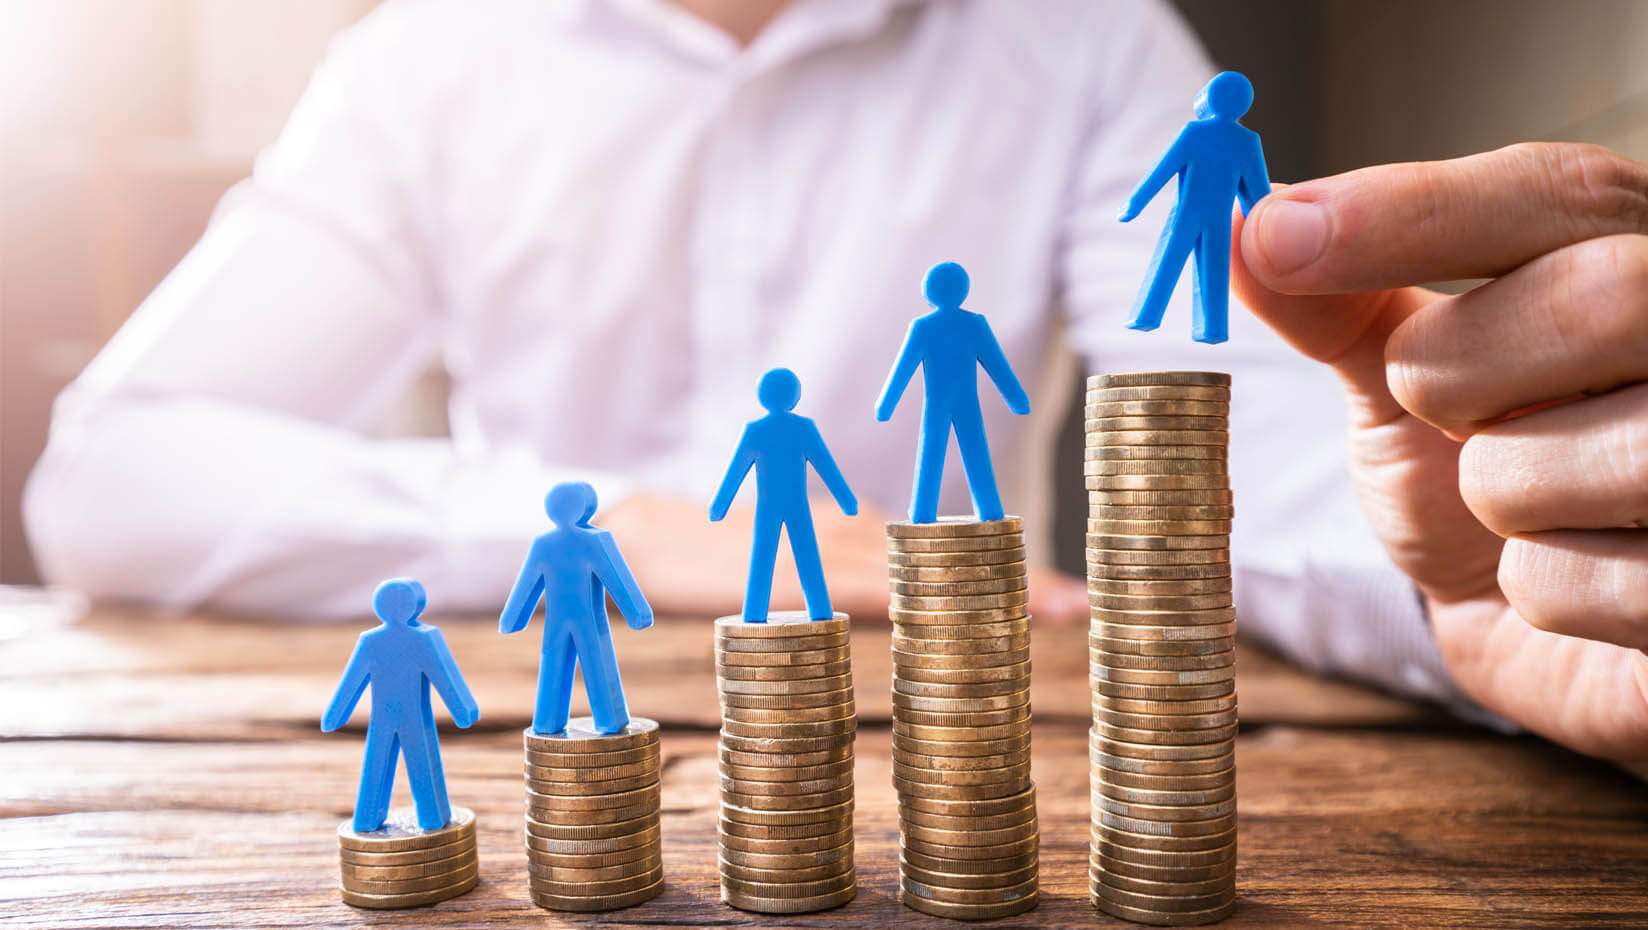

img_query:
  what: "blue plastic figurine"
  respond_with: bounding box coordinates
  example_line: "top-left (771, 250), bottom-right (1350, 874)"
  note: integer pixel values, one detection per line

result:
top-left (500, 481), bottom-right (653, 736)
top-left (322, 578), bottom-right (480, 833)
top-left (710, 368), bottom-right (858, 624)
top-left (1119, 70), bottom-right (1271, 345)
top-left (875, 261), bottom-right (1031, 524)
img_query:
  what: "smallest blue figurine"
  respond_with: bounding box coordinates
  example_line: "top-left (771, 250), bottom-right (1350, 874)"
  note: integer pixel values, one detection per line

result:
top-left (322, 578), bottom-right (480, 833)
top-left (1119, 70), bottom-right (1271, 345)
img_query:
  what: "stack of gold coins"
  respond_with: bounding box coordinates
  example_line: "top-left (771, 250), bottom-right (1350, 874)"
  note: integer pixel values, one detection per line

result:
top-left (1085, 371), bottom-right (1237, 926)
top-left (716, 610), bottom-right (857, 914)
top-left (886, 517), bottom-right (1039, 920)
top-left (523, 718), bottom-right (664, 911)
top-left (337, 807), bottom-right (479, 909)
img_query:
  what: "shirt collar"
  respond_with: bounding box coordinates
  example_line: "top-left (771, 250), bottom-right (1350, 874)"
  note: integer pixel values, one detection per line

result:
top-left (595, 0), bottom-right (932, 71)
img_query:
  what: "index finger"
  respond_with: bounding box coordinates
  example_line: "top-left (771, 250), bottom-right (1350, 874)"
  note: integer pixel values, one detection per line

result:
top-left (1242, 143), bottom-right (1648, 295)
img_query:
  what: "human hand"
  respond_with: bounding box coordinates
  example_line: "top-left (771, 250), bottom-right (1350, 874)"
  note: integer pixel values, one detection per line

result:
top-left (1233, 143), bottom-right (1648, 764)
top-left (603, 493), bottom-right (1090, 626)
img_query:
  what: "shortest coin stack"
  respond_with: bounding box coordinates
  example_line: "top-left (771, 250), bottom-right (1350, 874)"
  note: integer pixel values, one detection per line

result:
top-left (524, 718), bottom-right (664, 912)
top-left (717, 611), bottom-right (857, 915)
top-left (337, 807), bottom-right (479, 909)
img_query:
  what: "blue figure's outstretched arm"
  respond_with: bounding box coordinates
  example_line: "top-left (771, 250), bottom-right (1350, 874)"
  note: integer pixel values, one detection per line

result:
top-left (973, 319), bottom-right (1031, 415)
top-left (804, 422), bottom-right (858, 517)
top-left (1119, 127), bottom-right (1193, 222)
top-left (499, 551), bottom-right (546, 635)
top-left (591, 531), bottom-right (654, 631)
top-left (420, 628), bottom-right (480, 728)
top-left (875, 322), bottom-right (923, 422)
top-left (321, 636), bottom-right (372, 732)
top-left (709, 427), bottom-right (757, 522)
top-left (1236, 136), bottom-right (1272, 215)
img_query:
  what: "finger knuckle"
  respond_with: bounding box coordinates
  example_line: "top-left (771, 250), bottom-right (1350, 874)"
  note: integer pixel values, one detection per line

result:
top-left (1513, 142), bottom-right (1648, 233)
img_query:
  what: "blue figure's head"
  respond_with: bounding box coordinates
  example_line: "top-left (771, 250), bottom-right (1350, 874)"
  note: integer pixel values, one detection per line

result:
top-left (923, 261), bottom-right (969, 310)
top-left (374, 578), bottom-right (427, 626)
top-left (546, 481), bottom-right (598, 529)
top-left (758, 367), bottom-right (802, 413)
top-left (1195, 71), bottom-right (1253, 121)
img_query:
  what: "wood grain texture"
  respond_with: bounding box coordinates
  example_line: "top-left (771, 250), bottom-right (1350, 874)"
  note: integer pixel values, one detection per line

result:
top-left (2, 606), bottom-right (1645, 928)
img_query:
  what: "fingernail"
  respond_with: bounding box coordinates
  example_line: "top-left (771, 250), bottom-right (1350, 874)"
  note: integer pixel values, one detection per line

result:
top-left (1257, 199), bottom-right (1329, 275)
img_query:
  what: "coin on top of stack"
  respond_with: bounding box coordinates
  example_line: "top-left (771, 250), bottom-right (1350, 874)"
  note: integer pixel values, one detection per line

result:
top-left (716, 610), bottom-right (857, 914)
top-left (887, 517), bottom-right (1040, 920)
top-left (523, 718), bottom-right (663, 912)
top-left (338, 807), bottom-right (479, 909)
top-left (1085, 371), bottom-right (1237, 927)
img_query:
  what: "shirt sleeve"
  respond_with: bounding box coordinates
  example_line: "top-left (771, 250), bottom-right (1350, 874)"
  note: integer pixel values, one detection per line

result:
top-left (1054, 0), bottom-right (1480, 714)
top-left (22, 3), bottom-right (630, 620)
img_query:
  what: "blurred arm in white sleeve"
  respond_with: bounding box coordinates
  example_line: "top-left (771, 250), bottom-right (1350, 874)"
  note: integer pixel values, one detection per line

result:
top-left (22, 7), bottom-right (626, 619)
top-left (1053, 3), bottom-right (1481, 713)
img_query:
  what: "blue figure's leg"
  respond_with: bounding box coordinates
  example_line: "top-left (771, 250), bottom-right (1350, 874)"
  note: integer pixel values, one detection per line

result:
top-left (572, 617), bottom-right (630, 734)
top-left (353, 729), bottom-right (399, 832)
top-left (417, 682), bottom-right (452, 826)
top-left (1191, 221), bottom-right (1230, 344)
top-left (1127, 211), bottom-right (1198, 333)
top-left (743, 507), bottom-right (783, 622)
top-left (398, 724), bottom-right (449, 831)
top-left (910, 412), bottom-right (951, 524)
top-left (533, 631), bottom-right (577, 734)
top-left (785, 512), bottom-right (834, 620)
top-left (953, 403), bottom-right (1005, 522)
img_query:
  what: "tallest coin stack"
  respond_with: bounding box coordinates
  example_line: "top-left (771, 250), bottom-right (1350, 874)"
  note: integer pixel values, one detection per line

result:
top-left (1085, 371), bottom-right (1238, 926)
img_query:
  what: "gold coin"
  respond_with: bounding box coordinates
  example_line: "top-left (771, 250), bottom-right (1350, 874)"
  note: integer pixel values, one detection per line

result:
top-left (886, 516), bottom-right (1024, 538)
top-left (1090, 607), bottom-right (1237, 627)
top-left (893, 747), bottom-right (1030, 772)
top-left (1089, 648), bottom-right (1234, 671)
top-left (893, 616), bottom-right (1031, 639)
top-left (717, 629), bottom-right (849, 651)
top-left (889, 605), bottom-right (1029, 625)
top-left (1092, 679), bottom-right (1235, 702)
top-left (715, 610), bottom-right (851, 636)
top-left (900, 830), bottom-right (1038, 861)
top-left (718, 731), bottom-right (855, 756)
top-left (892, 730), bottom-right (1032, 757)
top-left (898, 803), bottom-right (1036, 832)
top-left (1087, 562), bottom-right (1230, 582)
top-left (337, 835), bottom-right (472, 866)
top-left (720, 870), bottom-right (856, 900)
top-left (1085, 533), bottom-right (1228, 551)
top-left (901, 874), bottom-right (1038, 906)
top-left (1088, 575), bottom-right (1232, 595)
top-left (719, 855), bottom-right (853, 884)
top-left (1086, 415), bottom-right (1229, 433)
top-left (721, 686), bottom-right (855, 710)
top-left (902, 818), bottom-right (1038, 848)
top-left (886, 534), bottom-right (1025, 553)
top-left (1094, 693), bottom-right (1237, 716)
top-left (528, 876), bottom-right (664, 912)
top-left (527, 796), bottom-right (657, 828)
top-left (525, 742), bottom-right (660, 770)
top-left (528, 863), bottom-right (664, 897)
top-left (1090, 728), bottom-right (1234, 760)
top-left (718, 841), bottom-right (853, 871)
top-left (1088, 634), bottom-right (1230, 657)
top-left (1094, 705), bottom-right (1238, 731)
top-left (1092, 822), bottom-right (1236, 853)
top-left (892, 633), bottom-right (1029, 656)
top-left (717, 644), bottom-right (850, 667)
top-left (893, 657), bottom-right (1031, 683)
top-left (721, 883), bottom-right (856, 914)
top-left (1090, 661), bottom-right (1235, 685)
top-left (1091, 745), bottom-right (1234, 777)
top-left (718, 825), bottom-right (853, 854)
top-left (1092, 779), bottom-right (1235, 807)
top-left (1087, 383), bottom-right (1230, 401)
top-left (1090, 835), bottom-right (1235, 868)
top-left (524, 718), bottom-right (660, 754)
top-left (1093, 723), bottom-right (1238, 749)
top-left (525, 811), bottom-right (659, 840)
top-left (901, 843), bottom-right (1038, 876)
top-left (890, 589), bottom-right (1029, 611)
top-left (1088, 490), bottom-right (1234, 508)
top-left (718, 712), bottom-right (856, 742)
top-left (722, 702), bottom-right (855, 726)
top-left (893, 718), bottom-right (1031, 743)
top-left (888, 547), bottom-right (1027, 567)
top-left (343, 867), bottom-right (477, 895)
top-left (523, 842), bottom-right (660, 868)
top-left (718, 672), bottom-right (852, 696)
top-left (1089, 879), bottom-right (1234, 914)
top-left (1091, 848), bottom-right (1234, 881)
top-left (1089, 371), bottom-right (1229, 388)
top-left (1088, 520), bottom-right (1233, 538)
top-left (719, 812), bottom-right (853, 839)
top-left (523, 758), bottom-right (658, 783)
top-left (720, 772), bottom-right (854, 798)
top-left (1083, 456), bottom-right (1228, 474)
top-left (527, 853), bottom-right (664, 885)
top-left (888, 561), bottom-right (1027, 583)
top-left (716, 658), bottom-right (852, 681)
top-left (720, 797), bottom-right (855, 827)
top-left (1094, 792), bottom-right (1237, 823)
top-left (1085, 400), bottom-right (1228, 418)
top-left (1089, 592), bottom-right (1233, 612)
top-left (893, 644), bottom-right (1030, 669)
top-left (1093, 897), bottom-right (1234, 927)
top-left (901, 856), bottom-right (1037, 891)
top-left (719, 744), bottom-right (853, 769)
top-left (1093, 766), bottom-right (1236, 794)
top-left (338, 872), bottom-right (477, 909)
top-left (893, 773), bottom-right (1031, 800)
top-left (892, 688), bottom-right (1030, 714)
top-left (525, 770), bottom-right (660, 796)
top-left (525, 781), bottom-right (659, 811)
top-left (894, 704), bottom-right (1031, 728)
top-left (720, 785), bottom-right (855, 811)
top-left (889, 577), bottom-right (1027, 597)
top-left (1088, 504), bottom-right (1236, 522)
top-left (338, 849), bottom-right (478, 882)
top-left (894, 675), bottom-right (1028, 699)
top-left (336, 807), bottom-right (476, 853)
top-left (1083, 472), bottom-right (1229, 491)
top-left (1087, 430), bottom-right (1228, 449)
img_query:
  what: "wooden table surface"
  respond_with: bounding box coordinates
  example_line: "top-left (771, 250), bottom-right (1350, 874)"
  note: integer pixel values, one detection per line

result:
top-left (3, 596), bottom-right (1646, 929)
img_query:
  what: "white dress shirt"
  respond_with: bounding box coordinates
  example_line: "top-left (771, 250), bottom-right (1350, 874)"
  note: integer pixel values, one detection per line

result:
top-left (24, 0), bottom-right (1467, 707)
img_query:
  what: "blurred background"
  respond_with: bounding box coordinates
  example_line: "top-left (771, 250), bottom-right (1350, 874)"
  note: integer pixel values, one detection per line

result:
top-left (3, 0), bottom-right (1647, 587)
